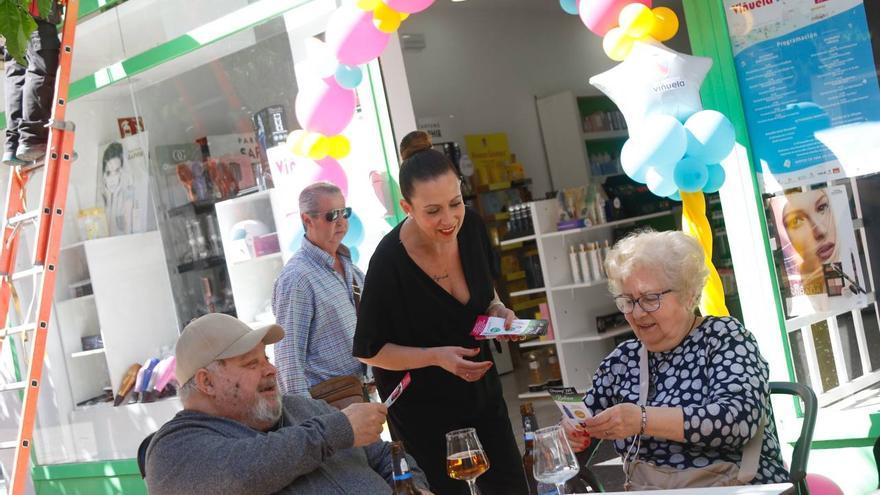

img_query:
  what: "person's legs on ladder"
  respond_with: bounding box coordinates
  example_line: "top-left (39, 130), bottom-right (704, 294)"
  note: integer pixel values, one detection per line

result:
top-left (16, 19), bottom-right (60, 164)
top-left (2, 47), bottom-right (27, 166)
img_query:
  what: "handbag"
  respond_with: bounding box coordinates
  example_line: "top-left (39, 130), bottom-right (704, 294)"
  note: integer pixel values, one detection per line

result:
top-left (309, 375), bottom-right (366, 410)
top-left (308, 274), bottom-right (369, 410)
top-left (623, 344), bottom-right (765, 491)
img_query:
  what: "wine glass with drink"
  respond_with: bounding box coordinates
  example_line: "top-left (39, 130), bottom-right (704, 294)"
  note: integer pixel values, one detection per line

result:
top-left (446, 428), bottom-right (489, 495)
top-left (533, 425), bottom-right (580, 494)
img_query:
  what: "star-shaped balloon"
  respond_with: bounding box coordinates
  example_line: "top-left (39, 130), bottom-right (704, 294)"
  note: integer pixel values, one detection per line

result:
top-left (589, 40), bottom-right (712, 133)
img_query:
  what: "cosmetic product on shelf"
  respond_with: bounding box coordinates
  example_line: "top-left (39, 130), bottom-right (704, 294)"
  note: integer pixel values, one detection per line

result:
top-left (589, 242), bottom-right (603, 281)
top-left (569, 245), bottom-right (582, 284)
top-left (578, 244), bottom-right (592, 283)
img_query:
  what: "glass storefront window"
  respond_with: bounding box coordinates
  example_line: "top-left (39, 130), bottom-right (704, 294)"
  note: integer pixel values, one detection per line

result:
top-left (723, 0), bottom-right (880, 404)
top-left (0, 0), bottom-right (401, 466)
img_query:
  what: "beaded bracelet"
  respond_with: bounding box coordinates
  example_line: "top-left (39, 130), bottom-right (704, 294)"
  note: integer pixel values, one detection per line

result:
top-left (639, 405), bottom-right (647, 435)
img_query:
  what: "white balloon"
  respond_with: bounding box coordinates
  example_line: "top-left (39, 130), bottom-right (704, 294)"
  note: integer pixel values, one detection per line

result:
top-left (589, 40), bottom-right (712, 134)
top-left (304, 37), bottom-right (338, 79)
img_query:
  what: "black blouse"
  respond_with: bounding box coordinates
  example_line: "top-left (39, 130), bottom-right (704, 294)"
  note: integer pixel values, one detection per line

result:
top-left (353, 208), bottom-right (503, 417)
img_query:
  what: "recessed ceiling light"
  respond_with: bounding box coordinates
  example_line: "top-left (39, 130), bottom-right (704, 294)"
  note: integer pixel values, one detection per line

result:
top-left (451, 0), bottom-right (467, 3)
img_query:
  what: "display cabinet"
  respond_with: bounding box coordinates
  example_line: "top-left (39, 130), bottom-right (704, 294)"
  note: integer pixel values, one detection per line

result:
top-left (505, 199), bottom-right (678, 399)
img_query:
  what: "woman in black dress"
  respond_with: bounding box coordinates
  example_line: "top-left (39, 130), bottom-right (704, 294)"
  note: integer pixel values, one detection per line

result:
top-left (353, 132), bottom-right (528, 495)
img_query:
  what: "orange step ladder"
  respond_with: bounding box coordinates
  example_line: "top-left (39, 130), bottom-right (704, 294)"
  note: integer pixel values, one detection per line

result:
top-left (0, 0), bottom-right (80, 492)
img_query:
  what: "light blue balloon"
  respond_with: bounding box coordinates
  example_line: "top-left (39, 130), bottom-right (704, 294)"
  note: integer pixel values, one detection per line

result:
top-left (667, 191), bottom-right (682, 202)
top-left (349, 246), bottom-right (360, 264)
top-left (620, 139), bottom-right (648, 184)
top-left (334, 64), bottom-right (363, 89)
top-left (343, 211), bottom-right (364, 246)
top-left (646, 165), bottom-right (678, 198)
top-left (703, 164), bottom-right (726, 193)
top-left (628, 115), bottom-right (688, 177)
top-left (289, 228), bottom-right (304, 253)
top-left (559, 0), bottom-right (578, 15)
top-left (673, 157), bottom-right (709, 192)
top-left (684, 110), bottom-right (736, 163)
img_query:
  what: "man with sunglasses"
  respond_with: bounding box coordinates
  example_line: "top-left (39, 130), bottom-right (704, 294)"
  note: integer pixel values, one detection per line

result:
top-left (272, 182), bottom-right (366, 396)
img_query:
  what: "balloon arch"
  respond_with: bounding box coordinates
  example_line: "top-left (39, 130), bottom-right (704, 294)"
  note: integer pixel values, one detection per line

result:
top-left (288, 0), bottom-right (738, 316)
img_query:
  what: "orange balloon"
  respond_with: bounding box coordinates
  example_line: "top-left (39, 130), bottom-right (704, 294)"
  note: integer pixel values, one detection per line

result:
top-left (651, 7), bottom-right (679, 42)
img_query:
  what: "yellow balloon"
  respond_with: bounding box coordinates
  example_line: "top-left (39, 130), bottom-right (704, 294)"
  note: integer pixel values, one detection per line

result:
top-left (681, 191), bottom-right (730, 317)
top-left (618, 3), bottom-right (655, 39)
top-left (373, 4), bottom-right (402, 34)
top-left (328, 135), bottom-right (352, 159)
top-left (357, 0), bottom-right (381, 11)
top-left (650, 7), bottom-right (679, 42)
top-left (306, 134), bottom-right (330, 160)
top-left (602, 28), bottom-right (635, 62)
top-left (287, 130), bottom-right (308, 156)
top-left (400, 12), bottom-right (410, 21)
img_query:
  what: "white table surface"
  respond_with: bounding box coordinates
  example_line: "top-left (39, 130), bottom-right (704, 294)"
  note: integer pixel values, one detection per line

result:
top-left (576, 483), bottom-right (793, 495)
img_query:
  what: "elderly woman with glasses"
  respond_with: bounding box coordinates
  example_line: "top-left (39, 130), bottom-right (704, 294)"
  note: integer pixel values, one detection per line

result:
top-left (563, 230), bottom-right (789, 489)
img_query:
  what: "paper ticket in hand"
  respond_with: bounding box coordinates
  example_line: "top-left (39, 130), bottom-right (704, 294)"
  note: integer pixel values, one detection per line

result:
top-left (549, 386), bottom-right (592, 424)
top-left (384, 372), bottom-right (411, 407)
top-left (470, 315), bottom-right (549, 340)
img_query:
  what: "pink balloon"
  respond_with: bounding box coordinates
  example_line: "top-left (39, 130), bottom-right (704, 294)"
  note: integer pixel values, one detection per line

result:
top-left (578, 0), bottom-right (652, 36)
top-left (805, 474), bottom-right (844, 495)
top-left (315, 157), bottom-right (349, 198)
top-left (383, 0), bottom-right (435, 14)
top-left (326, 6), bottom-right (392, 66)
top-left (295, 77), bottom-right (356, 136)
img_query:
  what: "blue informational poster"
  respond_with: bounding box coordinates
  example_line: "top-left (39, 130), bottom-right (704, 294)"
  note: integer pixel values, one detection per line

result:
top-left (725, 0), bottom-right (880, 190)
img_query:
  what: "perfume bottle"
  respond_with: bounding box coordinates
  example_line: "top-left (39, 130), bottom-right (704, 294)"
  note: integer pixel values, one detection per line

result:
top-left (204, 213), bottom-right (224, 257)
top-left (201, 276), bottom-right (217, 313)
top-left (185, 218), bottom-right (209, 260)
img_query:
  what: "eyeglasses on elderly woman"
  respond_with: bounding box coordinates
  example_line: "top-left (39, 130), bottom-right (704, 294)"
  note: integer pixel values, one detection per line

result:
top-left (613, 289), bottom-right (674, 314)
top-left (309, 207), bottom-right (352, 222)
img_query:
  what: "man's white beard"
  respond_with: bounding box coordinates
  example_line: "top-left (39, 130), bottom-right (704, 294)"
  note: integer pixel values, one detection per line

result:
top-left (250, 388), bottom-right (283, 424)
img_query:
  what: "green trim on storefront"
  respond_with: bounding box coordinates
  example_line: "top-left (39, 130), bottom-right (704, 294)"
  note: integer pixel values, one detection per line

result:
top-left (32, 459), bottom-right (146, 495)
top-left (32, 458), bottom-right (140, 480)
top-left (78, 0), bottom-right (126, 18)
top-left (365, 63), bottom-right (405, 226)
top-left (2, 0), bottom-right (312, 128)
top-left (681, 0), bottom-right (800, 414)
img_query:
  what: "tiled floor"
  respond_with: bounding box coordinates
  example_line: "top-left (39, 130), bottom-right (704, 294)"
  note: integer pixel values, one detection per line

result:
top-left (499, 368), bottom-right (627, 492)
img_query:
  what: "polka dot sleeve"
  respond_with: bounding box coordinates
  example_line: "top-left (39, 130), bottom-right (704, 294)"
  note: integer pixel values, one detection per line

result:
top-left (582, 342), bottom-right (637, 416)
top-left (681, 320), bottom-right (769, 451)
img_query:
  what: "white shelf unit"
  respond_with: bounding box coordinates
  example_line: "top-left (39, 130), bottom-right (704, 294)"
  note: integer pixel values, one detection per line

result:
top-left (216, 190), bottom-right (285, 324)
top-left (53, 231), bottom-right (181, 408)
top-left (514, 199), bottom-right (677, 399)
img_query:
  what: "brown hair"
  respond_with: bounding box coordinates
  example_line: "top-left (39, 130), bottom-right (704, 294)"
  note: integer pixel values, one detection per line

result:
top-left (398, 131), bottom-right (458, 201)
top-left (399, 130), bottom-right (433, 160)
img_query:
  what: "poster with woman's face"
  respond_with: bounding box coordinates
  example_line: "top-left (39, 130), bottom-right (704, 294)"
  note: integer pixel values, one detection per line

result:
top-left (97, 133), bottom-right (150, 237)
top-left (770, 186), bottom-right (867, 317)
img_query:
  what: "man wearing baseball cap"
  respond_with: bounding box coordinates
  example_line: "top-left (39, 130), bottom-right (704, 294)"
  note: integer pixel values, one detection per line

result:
top-left (144, 313), bottom-right (432, 494)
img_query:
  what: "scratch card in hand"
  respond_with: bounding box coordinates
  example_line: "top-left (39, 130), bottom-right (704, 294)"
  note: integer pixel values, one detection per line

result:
top-left (384, 372), bottom-right (411, 407)
top-left (549, 386), bottom-right (592, 424)
top-left (470, 316), bottom-right (549, 340)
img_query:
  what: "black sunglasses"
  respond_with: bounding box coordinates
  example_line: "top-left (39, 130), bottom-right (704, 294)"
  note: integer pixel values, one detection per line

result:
top-left (311, 207), bottom-right (352, 222)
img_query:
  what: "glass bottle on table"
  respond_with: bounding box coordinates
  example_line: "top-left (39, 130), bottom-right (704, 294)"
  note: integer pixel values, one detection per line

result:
top-left (390, 441), bottom-right (420, 495)
top-left (521, 402), bottom-right (539, 495)
top-left (446, 427), bottom-right (489, 495)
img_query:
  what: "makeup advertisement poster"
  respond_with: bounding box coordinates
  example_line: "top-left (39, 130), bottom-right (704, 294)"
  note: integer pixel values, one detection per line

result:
top-left (769, 186), bottom-right (867, 317)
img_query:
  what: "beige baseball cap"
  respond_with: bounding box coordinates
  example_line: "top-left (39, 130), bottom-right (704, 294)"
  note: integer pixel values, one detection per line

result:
top-left (175, 313), bottom-right (284, 385)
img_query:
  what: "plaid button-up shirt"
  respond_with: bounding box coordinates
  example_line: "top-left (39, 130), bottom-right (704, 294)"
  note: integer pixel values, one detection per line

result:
top-left (272, 237), bottom-right (365, 395)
